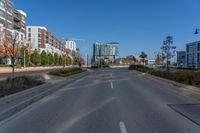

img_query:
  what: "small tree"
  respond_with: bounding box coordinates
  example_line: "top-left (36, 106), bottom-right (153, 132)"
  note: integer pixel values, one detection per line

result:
top-left (155, 53), bottom-right (161, 65)
top-left (66, 56), bottom-right (72, 65)
top-left (48, 53), bottom-right (54, 66)
top-left (40, 50), bottom-right (48, 66)
top-left (139, 52), bottom-right (147, 65)
top-left (31, 49), bottom-right (41, 66)
top-left (54, 53), bottom-right (59, 65)
top-left (58, 55), bottom-right (63, 66)
top-left (73, 57), bottom-right (79, 65)
top-left (161, 36), bottom-right (176, 72)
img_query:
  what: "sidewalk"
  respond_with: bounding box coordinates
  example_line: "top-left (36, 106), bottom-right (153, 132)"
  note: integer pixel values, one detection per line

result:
top-left (0, 66), bottom-right (73, 74)
top-left (131, 70), bottom-right (200, 101)
top-left (0, 71), bottom-right (89, 121)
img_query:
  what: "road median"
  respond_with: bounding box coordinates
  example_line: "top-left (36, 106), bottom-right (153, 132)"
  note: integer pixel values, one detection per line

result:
top-left (0, 71), bottom-right (89, 121)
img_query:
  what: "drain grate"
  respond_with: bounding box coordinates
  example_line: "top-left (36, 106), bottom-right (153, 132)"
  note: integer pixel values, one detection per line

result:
top-left (167, 103), bottom-right (200, 126)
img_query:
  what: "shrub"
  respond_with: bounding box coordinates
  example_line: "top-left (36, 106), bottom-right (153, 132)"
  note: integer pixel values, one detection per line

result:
top-left (129, 65), bottom-right (200, 87)
top-left (193, 71), bottom-right (200, 86)
top-left (49, 68), bottom-right (84, 77)
top-left (175, 70), bottom-right (194, 85)
top-left (0, 76), bottom-right (44, 97)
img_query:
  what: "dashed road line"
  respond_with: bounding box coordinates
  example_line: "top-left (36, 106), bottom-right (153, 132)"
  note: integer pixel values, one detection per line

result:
top-left (110, 81), bottom-right (114, 89)
top-left (119, 121), bottom-right (128, 133)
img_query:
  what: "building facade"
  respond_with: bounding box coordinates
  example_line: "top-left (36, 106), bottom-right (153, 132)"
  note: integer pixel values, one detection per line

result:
top-left (65, 40), bottom-right (76, 52)
top-left (186, 41), bottom-right (200, 69)
top-left (93, 42), bottom-right (119, 64)
top-left (177, 51), bottom-right (186, 68)
top-left (27, 26), bottom-right (65, 55)
top-left (0, 0), bottom-right (26, 41)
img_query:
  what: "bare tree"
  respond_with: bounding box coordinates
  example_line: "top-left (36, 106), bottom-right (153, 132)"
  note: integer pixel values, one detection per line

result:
top-left (161, 36), bottom-right (176, 72)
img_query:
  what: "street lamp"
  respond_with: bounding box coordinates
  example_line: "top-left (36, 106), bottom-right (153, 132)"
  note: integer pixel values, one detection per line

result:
top-left (22, 40), bottom-right (30, 68)
top-left (194, 28), bottom-right (200, 34)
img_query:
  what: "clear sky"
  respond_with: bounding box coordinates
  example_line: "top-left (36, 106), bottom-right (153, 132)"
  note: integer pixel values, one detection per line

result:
top-left (12, 0), bottom-right (200, 59)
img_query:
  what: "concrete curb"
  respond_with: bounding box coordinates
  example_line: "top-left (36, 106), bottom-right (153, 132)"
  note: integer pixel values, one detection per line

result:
top-left (0, 71), bottom-right (89, 121)
top-left (131, 70), bottom-right (200, 101)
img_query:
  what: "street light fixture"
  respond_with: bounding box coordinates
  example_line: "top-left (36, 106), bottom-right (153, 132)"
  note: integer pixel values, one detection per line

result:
top-left (194, 28), bottom-right (200, 34)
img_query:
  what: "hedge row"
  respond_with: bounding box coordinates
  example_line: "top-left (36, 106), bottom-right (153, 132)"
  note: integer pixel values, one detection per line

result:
top-left (48, 67), bottom-right (85, 77)
top-left (129, 65), bottom-right (200, 87)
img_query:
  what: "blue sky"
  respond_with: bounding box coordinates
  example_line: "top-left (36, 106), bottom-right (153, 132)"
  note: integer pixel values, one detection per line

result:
top-left (12, 0), bottom-right (200, 59)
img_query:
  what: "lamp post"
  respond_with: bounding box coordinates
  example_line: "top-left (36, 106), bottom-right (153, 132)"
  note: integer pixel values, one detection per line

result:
top-left (193, 28), bottom-right (200, 69)
top-left (194, 28), bottom-right (200, 35)
top-left (23, 41), bottom-right (30, 69)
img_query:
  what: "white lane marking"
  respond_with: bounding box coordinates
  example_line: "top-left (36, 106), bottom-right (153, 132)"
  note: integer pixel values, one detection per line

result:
top-left (119, 121), bottom-right (128, 133)
top-left (110, 81), bottom-right (114, 89)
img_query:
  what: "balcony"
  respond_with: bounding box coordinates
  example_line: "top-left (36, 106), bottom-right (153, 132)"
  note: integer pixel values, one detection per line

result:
top-left (14, 23), bottom-right (20, 29)
top-left (14, 14), bottom-right (20, 22)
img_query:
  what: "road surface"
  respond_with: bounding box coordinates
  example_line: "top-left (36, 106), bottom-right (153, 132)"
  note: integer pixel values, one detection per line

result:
top-left (0, 68), bottom-right (199, 133)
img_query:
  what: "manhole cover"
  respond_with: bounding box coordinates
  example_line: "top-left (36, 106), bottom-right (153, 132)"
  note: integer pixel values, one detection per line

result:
top-left (168, 103), bottom-right (200, 126)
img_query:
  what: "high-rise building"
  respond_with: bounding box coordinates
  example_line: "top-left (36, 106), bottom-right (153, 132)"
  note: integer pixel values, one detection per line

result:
top-left (27, 26), bottom-right (65, 55)
top-left (0, 0), bottom-right (26, 41)
top-left (185, 41), bottom-right (200, 69)
top-left (93, 42), bottom-right (119, 64)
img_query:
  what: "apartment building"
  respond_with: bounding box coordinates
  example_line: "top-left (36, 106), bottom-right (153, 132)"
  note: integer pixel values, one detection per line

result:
top-left (185, 41), bottom-right (200, 69)
top-left (27, 26), bottom-right (65, 55)
top-left (0, 0), bottom-right (26, 42)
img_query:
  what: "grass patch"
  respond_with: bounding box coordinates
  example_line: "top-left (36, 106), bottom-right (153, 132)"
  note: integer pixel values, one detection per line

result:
top-left (48, 67), bottom-right (85, 77)
top-left (0, 76), bottom-right (44, 98)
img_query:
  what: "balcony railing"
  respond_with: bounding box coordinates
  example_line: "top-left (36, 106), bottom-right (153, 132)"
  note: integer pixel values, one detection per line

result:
top-left (14, 14), bottom-right (20, 22)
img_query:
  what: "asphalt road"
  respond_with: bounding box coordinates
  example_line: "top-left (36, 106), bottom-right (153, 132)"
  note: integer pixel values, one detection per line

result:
top-left (0, 68), bottom-right (200, 133)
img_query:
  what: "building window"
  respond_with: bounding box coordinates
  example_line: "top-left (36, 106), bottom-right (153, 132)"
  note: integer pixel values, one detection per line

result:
top-left (198, 43), bottom-right (200, 51)
top-left (7, 23), bottom-right (12, 29)
top-left (28, 28), bottom-right (31, 32)
top-left (0, 1), bottom-right (5, 8)
top-left (0, 9), bottom-right (5, 18)
top-left (7, 5), bottom-right (13, 14)
top-left (28, 33), bottom-right (31, 37)
top-left (187, 44), bottom-right (197, 53)
top-left (0, 18), bottom-right (5, 26)
top-left (21, 16), bottom-right (25, 21)
top-left (7, 15), bottom-right (12, 22)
